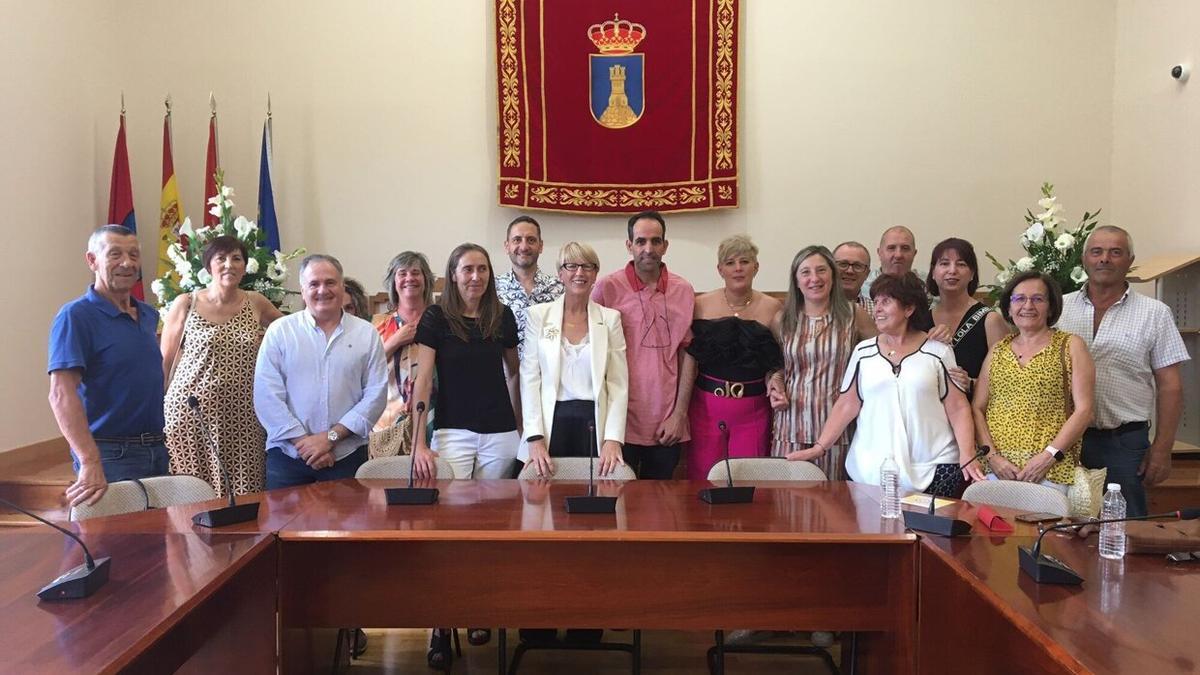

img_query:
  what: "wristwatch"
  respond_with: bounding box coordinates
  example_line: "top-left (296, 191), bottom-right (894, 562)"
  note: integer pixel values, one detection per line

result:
top-left (1044, 445), bottom-right (1065, 462)
top-left (328, 429), bottom-right (341, 443)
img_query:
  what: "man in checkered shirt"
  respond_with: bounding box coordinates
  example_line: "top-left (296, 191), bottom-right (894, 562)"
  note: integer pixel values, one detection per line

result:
top-left (1058, 225), bottom-right (1191, 516)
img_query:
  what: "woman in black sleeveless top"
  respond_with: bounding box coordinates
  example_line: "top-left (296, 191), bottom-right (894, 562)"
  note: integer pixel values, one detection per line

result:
top-left (927, 238), bottom-right (1009, 392)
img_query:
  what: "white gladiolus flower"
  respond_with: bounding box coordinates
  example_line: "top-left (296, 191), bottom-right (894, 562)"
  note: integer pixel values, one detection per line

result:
top-left (246, 257), bottom-right (259, 274)
top-left (150, 278), bottom-right (165, 301)
top-left (1037, 196), bottom-right (1057, 211)
top-left (209, 204), bottom-right (223, 218)
top-left (178, 217), bottom-right (195, 240)
top-left (221, 185), bottom-right (235, 198)
top-left (267, 262), bottom-right (287, 282)
top-left (1054, 233), bottom-right (1075, 252)
top-left (234, 216), bottom-right (257, 240)
top-left (179, 269), bottom-right (195, 289)
top-left (1023, 222), bottom-right (1045, 244)
top-left (207, 194), bottom-right (223, 206)
top-left (175, 259), bottom-right (193, 278)
top-left (1071, 266), bottom-right (1088, 284)
top-left (996, 269), bottom-right (1012, 286)
top-left (195, 226), bottom-right (213, 241)
top-left (1015, 257), bottom-right (1034, 272)
top-left (167, 243), bottom-right (185, 264)
top-left (197, 269), bottom-right (213, 286)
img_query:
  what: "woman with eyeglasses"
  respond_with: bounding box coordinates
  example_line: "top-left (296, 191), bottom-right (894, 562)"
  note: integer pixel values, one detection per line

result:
top-left (520, 242), bottom-right (628, 478)
top-left (682, 235), bottom-right (783, 480)
top-left (971, 271), bottom-right (1094, 492)
top-left (926, 238), bottom-right (1009, 393)
top-left (769, 245), bottom-right (875, 479)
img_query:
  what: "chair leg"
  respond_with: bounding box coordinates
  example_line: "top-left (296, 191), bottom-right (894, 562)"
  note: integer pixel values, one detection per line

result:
top-left (331, 628), bottom-right (348, 675)
top-left (632, 629), bottom-right (642, 675)
top-left (707, 629), bottom-right (725, 675)
top-left (498, 628), bottom-right (507, 675)
top-left (453, 627), bottom-right (463, 656)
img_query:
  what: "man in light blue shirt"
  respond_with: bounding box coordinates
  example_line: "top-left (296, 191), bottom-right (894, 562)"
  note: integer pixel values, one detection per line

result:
top-left (255, 254), bottom-right (387, 489)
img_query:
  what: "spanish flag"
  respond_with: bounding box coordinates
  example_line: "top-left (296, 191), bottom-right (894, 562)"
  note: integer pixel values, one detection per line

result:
top-left (157, 108), bottom-right (186, 279)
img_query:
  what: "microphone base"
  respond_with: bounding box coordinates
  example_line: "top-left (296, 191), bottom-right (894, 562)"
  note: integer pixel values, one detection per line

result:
top-left (1018, 546), bottom-right (1084, 585)
top-left (565, 495), bottom-right (617, 514)
top-left (698, 486), bottom-right (756, 505)
top-left (38, 556), bottom-right (111, 601)
top-left (192, 502), bottom-right (260, 528)
top-left (903, 510), bottom-right (972, 537)
top-left (386, 487), bottom-right (439, 505)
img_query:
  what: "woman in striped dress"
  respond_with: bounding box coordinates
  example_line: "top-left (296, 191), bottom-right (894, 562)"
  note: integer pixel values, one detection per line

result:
top-left (769, 245), bottom-right (875, 479)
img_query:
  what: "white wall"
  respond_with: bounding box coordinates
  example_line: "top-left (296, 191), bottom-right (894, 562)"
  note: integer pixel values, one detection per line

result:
top-left (2, 1), bottom-right (1123, 450)
top-left (1110, 0), bottom-right (1199, 253)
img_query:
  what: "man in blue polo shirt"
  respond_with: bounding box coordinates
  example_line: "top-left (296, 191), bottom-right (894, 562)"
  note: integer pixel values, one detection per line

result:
top-left (48, 225), bottom-right (167, 507)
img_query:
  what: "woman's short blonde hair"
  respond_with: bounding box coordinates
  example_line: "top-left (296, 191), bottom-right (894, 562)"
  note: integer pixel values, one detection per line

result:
top-left (557, 241), bottom-right (600, 269)
top-left (717, 234), bottom-right (758, 264)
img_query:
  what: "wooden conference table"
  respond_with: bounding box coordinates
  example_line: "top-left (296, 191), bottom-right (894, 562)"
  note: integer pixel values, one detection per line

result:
top-left (0, 479), bottom-right (1195, 674)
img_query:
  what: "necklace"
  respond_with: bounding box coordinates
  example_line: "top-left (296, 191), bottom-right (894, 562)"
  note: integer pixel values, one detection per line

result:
top-left (880, 334), bottom-right (904, 357)
top-left (724, 289), bottom-right (754, 317)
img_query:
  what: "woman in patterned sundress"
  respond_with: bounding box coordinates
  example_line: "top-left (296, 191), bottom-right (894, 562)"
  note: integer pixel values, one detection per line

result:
top-left (971, 271), bottom-right (1094, 493)
top-left (768, 245), bottom-right (875, 480)
top-left (161, 236), bottom-right (282, 497)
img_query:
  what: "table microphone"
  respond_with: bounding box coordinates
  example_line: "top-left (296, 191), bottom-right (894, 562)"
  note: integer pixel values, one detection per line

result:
top-left (903, 445), bottom-right (990, 537)
top-left (699, 421), bottom-right (754, 504)
top-left (1019, 507), bottom-right (1200, 585)
top-left (386, 402), bottom-right (439, 505)
top-left (187, 396), bottom-right (261, 527)
top-left (566, 420), bottom-right (617, 513)
top-left (0, 496), bottom-right (111, 600)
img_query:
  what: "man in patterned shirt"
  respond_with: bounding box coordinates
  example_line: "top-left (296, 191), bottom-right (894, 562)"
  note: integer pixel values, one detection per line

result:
top-left (495, 215), bottom-right (564, 360)
top-left (1058, 226), bottom-right (1190, 516)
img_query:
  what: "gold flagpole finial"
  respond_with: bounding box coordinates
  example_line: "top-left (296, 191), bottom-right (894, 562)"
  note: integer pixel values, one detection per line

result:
top-left (209, 91), bottom-right (216, 117)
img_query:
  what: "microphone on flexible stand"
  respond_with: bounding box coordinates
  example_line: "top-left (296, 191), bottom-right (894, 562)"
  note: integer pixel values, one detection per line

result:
top-left (1019, 507), bottom-right (1200, 585)
top-left (0, 496), bottom-right (111, 600)
top-left (699, 421), bottom-right (755, 504)
top-left (187, 396), bottom-right (260, 527)
top-left (386, 402), bottom-right (439, 505)
top-left (566, 420), bottom-right (617, 513)
top-left (903, 445), bottom-right (991, 537)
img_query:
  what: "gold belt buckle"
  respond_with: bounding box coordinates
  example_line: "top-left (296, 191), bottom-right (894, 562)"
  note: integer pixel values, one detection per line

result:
top-left (713, 381), bottom-right (744, 398)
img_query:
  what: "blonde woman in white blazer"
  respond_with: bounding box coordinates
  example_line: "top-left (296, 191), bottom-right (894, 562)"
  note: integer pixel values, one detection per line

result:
top-left (520, 242), bottom-right (629, 478)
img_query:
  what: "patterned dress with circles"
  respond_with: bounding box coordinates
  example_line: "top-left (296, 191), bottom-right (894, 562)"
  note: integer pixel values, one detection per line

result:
top-left (164, 297), bottom-right (266, 497)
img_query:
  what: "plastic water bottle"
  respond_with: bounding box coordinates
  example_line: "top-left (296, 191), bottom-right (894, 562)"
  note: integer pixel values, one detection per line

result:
top-left (880, 456), bottom-right (901, 519)
top-left (1099, 483), bottom-right (1127, 560)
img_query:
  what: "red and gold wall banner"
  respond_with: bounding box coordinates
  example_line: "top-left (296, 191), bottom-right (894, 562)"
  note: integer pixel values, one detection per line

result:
top-left (495, 0), bottom-right (739, 214)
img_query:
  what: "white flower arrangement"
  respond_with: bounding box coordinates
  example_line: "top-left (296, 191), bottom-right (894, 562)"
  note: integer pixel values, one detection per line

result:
top-left (983, 182), bottom-right (1100, 301)
top-left (152, 170), bottom-right (305, 310)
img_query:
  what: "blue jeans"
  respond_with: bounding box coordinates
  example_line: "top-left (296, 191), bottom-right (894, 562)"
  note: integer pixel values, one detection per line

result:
top-left (266, 445), bottom-right (368, 490)
top-left (1081, 426), bottom-right (1150, 517)
top-left (71, 441), bottom-right (170, 482)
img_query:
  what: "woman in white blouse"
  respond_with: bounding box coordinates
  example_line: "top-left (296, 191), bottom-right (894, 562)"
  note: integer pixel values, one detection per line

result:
top-left (808, 272), bottom-right (984, 496)
top-left (520, 242), bottom-right (628, 477)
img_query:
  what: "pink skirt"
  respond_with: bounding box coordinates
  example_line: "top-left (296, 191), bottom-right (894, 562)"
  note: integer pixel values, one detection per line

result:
top-left (687, 377), bottom-right (771, 481)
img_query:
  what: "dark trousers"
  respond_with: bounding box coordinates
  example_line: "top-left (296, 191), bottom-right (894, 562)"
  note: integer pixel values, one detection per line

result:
top-left (1081, 425), bottom-right (1150, 517)
top-left (548, 400), bottom-right (596, 457)
top-left (621, 443), bottom-right (681, 480)
top-left (266, 445), bottom-right (368, 490)
top-left (72, 441), bottom-right (170, 483)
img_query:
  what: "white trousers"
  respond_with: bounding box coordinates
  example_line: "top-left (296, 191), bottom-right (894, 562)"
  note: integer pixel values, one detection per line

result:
top-left (432, 428), bottom-right (520, 479)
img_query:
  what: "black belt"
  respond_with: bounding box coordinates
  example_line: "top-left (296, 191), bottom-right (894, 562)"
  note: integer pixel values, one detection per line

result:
top-left (1085, 421), bottom-right (1149, 437)
top-left (695, 376), bottom-right (766, 398)
top-left (94, 432), bottom-right (166, 445)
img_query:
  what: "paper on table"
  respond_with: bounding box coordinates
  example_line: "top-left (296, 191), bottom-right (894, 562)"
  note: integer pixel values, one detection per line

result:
top-left (900, 494), bottom-right (955, 510)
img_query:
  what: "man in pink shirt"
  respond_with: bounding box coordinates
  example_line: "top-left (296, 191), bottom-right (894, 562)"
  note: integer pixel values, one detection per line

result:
top-left (592, 211), bottom-right (695, 478)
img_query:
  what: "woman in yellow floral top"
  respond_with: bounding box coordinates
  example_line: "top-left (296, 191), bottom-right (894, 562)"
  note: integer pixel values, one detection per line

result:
top-left (972, 271), bottom-right (1095, 492)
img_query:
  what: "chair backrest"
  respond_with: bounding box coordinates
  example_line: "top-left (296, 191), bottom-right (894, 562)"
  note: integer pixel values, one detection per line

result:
top-left (516, 457), bottom-right (637, 481)
top-left (706, 457), bottom-right (828, 482)
top-left (962, 480), bottom-right (1071, 517)
top-left (71, 475), bottom-right (218, 521)
top-left (355, 455), bottom-right (456, 480)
